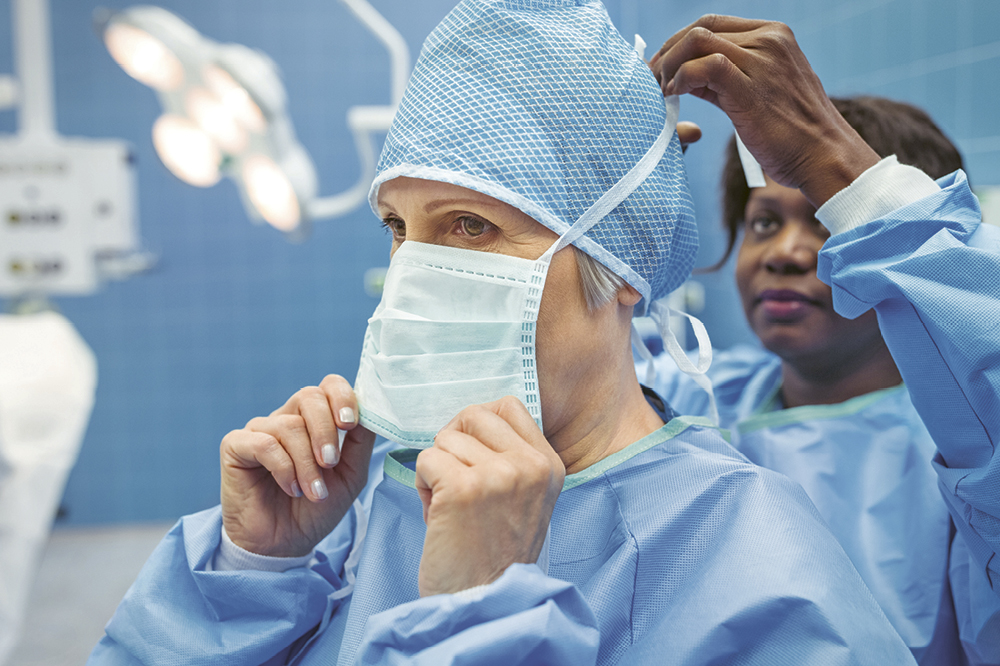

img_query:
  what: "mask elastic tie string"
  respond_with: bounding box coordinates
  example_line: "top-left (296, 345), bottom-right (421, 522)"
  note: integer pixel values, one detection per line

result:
top-left (634, 34), bottom-right (647, 61)
top-left (734, 131), bottom-right (766, 189)
top-left (328, 498), bottom-right (369, 601)
top-left (648, 299), bottom-right (719, 425)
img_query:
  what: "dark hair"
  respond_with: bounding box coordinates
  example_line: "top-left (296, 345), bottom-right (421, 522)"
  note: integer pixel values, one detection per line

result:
top-left (711, 96), bottom-right (965, 269)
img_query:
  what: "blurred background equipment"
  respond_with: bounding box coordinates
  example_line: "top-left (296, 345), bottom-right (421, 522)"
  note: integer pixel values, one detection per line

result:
top-left (95, 0), bottom-right (409, 235)
top-left (0, 310), bottom-right (97, 666)
top-left (0, 0), bottom-right (136, 661)
top-left (0, 0), bottom-right (145, 299)
top-left (977, 185), bottom-right (1000, 227)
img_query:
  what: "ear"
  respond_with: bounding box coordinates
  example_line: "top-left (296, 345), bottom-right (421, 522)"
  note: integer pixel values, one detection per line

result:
top-left (617, 284), bottom-right (642, 307)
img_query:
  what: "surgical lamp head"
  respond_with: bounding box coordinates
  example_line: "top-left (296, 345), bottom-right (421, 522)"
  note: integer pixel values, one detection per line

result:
top-left (96, 5), bottom-right (316, 234)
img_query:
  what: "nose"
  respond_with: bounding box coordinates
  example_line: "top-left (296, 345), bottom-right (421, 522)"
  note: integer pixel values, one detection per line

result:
top-left (762, 224), bottom-right (817, 275)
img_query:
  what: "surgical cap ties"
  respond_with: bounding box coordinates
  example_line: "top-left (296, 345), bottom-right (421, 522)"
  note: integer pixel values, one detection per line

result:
top-left (632, 301), bottom-right (719, 425)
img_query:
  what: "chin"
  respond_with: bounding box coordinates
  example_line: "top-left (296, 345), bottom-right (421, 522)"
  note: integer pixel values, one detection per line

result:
top-left (755, 325), bottom-right (829, 361)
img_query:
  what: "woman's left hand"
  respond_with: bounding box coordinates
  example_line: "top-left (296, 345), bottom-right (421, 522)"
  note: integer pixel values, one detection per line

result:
top-left (415, 396), bottom-right (565, 597)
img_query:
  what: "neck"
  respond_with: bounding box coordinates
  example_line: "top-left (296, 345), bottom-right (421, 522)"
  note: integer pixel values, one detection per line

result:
top-left (546, 344), bottom-right (664, 475)
top-left (779, 340), bottom-right (901, 409)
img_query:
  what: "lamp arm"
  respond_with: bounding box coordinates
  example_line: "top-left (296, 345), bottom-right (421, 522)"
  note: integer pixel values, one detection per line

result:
top-left (13, 0), bottom-right (56, 141)
top-left (304, 107), bottom-right (385, 220)
top-left (339, 0), bottom-right (410, 106)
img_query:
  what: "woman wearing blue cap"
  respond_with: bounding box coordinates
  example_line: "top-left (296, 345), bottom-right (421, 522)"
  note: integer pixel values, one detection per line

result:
top-left (90, 3), bottom-right (996, 665)
top-left (640, 16), bottom-right (1000, 664)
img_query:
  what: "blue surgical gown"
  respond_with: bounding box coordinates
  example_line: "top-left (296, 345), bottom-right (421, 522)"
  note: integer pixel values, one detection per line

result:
top-left (90, 417), bottom-right (912, 665)
top-left (89, 171), bottom-right (997, 666)
top-left (642, 170), bottom-right (1000, 665)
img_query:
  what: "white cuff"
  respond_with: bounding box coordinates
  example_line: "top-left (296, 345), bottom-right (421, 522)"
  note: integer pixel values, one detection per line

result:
top-left (451, 583), bottom-right (492, 602)
top-left (816, 155), bottom-right (941, 236)
top-left (212, 526), bottom-right (315, 573)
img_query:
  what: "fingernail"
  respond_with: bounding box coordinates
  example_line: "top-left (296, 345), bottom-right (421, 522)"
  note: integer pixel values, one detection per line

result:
top-left (291, 480), bottom-right (303, 498)
top-left (312, 478), bottom-right (328, 500)
top-left (339, 407), bottom-right (356, 424)
top-left (665, 78), bottom-right (675, 94)
top-left (322, 443), bottom-right (339, 466)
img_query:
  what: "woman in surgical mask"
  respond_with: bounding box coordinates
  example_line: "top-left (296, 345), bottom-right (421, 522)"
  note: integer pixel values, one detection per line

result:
top-left (89, 3), bottom-right (991, 665)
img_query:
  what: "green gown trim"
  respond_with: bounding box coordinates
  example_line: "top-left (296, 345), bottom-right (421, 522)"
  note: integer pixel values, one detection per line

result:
top-left (382, 415), bottom-right (720, 492)
top-left (738, 384), bottom-right (906, 435)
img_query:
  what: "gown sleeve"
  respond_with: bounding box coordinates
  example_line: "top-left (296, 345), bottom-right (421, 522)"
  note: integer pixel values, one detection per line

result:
top-left (354, 563), bottom-right (600, 665)
top-left (87, 437), bottom-right (395, 666)
top-left (818, 167), bottom-right (1000, 664)
top-left (86, 505), bottom-right (357, 666)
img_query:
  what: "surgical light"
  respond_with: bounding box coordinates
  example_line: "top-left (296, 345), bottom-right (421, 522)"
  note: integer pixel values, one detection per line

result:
top-left (243, 155), bottom-right (300, 232)
top-left (202, 65), bottom-right (266, 134)
top-left (184, 86), bottom-right (247, 154)
top-left (151, 114), bottom-right (221, 187)
top-left (103, 22), bottom-right (183, 91)
top-left (97, 0), bottom-right (411, 236)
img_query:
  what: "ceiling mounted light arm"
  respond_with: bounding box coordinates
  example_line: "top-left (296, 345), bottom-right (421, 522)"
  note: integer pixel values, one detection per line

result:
top-left (340, 0), bottom-right (410, 106)
top-left (305, 0), bottom-right (408, 221)
top-left (305, 106), bottom-right (389, 220)
top-left (13, 0), bottom-right (55, 141)
top-left (97, 0), bottom-right (409, 236)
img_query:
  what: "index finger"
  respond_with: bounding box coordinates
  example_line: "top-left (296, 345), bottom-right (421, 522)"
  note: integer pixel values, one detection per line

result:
top-left (440, 402), bottom-right (527, 454)
top-left (652, 15), bottom-right (771, 67)
top-left (443, 396), bottom-right (552, 458)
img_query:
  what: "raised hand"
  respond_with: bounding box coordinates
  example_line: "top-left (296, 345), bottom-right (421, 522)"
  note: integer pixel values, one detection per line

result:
top-left (220, 374), bottom-right (375, 558)
top-left (415, 396), bottom-right (565, 597)
top-left (651, 15), bottom-right (880, 206)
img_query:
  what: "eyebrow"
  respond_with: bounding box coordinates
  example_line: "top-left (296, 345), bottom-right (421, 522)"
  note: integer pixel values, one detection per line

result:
top-left (422, 197), bottom-right (501, 213)
top-left (375, 194), bottom-right (504, 217)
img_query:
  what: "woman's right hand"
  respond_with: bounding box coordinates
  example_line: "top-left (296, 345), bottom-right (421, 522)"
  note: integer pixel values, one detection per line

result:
top-left (219, 374), bottom-right (376, 558)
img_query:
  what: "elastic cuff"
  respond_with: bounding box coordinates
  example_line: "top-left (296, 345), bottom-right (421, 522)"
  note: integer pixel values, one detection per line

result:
top-left (816, 155), bottom-right (941, 235)
top-left (451, 583), bottom-right (492, 602)
top-left (213, 526), bottom-right (315, 572)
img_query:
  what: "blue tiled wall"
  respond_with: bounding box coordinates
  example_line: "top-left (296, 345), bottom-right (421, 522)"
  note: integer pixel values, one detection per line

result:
top-left (0, 0), bottom-right (995, 524)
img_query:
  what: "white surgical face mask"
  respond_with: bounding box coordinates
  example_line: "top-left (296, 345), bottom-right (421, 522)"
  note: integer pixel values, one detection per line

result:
top-left (354, 95), bottom-right (715, 446)
top-left (354, 240), bottom-right (551, 447)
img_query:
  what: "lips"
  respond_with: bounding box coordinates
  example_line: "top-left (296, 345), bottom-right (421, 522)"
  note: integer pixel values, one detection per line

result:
top-left (755, 289), bottom-right (820, 322)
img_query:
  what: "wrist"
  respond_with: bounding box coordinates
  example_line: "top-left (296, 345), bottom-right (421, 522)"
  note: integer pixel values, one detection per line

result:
top-left (797, 121), bottom-right (881, 209)
top-left (215, 525), bottom-right (315, 572)
top-left (221, 513), bottom-right (318, 559)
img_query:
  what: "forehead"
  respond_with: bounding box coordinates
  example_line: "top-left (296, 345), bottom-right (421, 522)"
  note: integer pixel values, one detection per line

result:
top-left (746, 177), bottom-right (815, 216)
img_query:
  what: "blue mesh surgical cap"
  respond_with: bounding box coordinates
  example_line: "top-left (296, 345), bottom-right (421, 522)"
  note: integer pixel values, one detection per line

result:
top-left (368, 0), bottom-right (699, 308)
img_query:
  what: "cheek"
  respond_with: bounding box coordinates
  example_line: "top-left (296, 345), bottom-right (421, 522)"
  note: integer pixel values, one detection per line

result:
top-left (535, 251), bottom-right (592, 362)
top-left (537, 254), bottom-right (586, 334)
top-left (827, 308), bottom-right (881, 342)
top-left (733, 245), bottom-right (757, 308)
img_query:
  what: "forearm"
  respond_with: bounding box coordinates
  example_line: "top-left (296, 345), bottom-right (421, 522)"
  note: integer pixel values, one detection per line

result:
top-left (817, 163), bottom-right (1000, 582)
